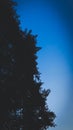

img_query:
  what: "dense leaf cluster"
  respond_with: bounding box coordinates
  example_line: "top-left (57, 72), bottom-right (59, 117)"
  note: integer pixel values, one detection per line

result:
top-left (0, 0), bottom-right (56, 130)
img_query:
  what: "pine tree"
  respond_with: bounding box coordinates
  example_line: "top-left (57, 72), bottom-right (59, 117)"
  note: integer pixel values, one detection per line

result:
top-left (0, 0), bottom-right (56, 130)
top-left (20, 31), bottom-right (56, 130)
top-left (0, 0), bottom-right (23, 128)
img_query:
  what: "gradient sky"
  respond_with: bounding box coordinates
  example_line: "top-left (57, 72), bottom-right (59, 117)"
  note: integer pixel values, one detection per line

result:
top-left (14, 0), bottom-right (73, 130)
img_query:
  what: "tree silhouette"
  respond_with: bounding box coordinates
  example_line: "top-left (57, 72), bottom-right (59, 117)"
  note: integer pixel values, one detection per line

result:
top-left (0, 0), bottom-right (56, 130)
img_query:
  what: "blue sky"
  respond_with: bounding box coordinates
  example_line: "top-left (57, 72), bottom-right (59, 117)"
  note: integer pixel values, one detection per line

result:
top-left (14, 0), bottom-right (73, 130)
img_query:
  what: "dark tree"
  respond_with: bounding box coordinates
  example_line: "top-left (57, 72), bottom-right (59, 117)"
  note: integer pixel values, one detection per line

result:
top-left (0, 0), bottom-right (56, 130)
top-left (20, 31), bottom-right (56, 130)
top-left (0, 0), bottom-right (23, 128)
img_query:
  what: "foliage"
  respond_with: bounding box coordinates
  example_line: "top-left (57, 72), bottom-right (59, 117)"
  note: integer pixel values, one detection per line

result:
top-left (0, 0), bottom-right (56, 129)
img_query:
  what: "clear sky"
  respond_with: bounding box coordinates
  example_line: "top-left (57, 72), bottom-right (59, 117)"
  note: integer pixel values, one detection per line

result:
top-left (14, 0), bottom-right (73, 130)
